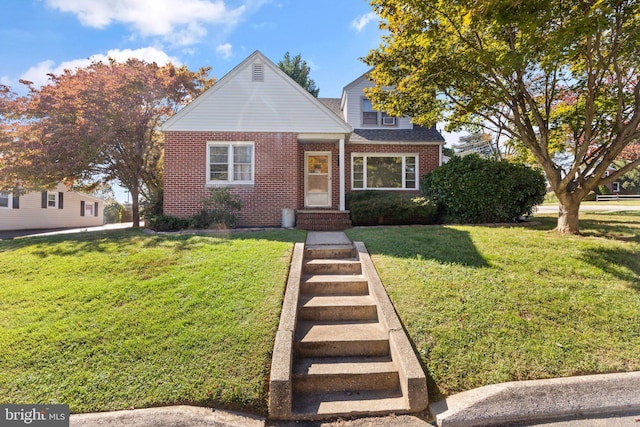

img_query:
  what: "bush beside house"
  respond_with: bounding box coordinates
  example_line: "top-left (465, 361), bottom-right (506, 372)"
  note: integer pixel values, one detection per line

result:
top-left (421, 155), bottom-right (546, 223)
top-left (346, 191), bottom-right (439, 225)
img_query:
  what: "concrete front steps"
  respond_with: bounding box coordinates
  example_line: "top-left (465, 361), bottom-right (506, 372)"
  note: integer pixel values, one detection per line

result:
top-left (269, 235), bottom-right (427, 420)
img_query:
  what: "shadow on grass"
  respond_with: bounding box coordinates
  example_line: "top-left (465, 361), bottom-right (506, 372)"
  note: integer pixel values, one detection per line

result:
top-left (581, 246), bottom-right (640, 290)
top-left (348, 226), bottom-right (489, 268)
top-left (0, 228), bottom-right (306, 257)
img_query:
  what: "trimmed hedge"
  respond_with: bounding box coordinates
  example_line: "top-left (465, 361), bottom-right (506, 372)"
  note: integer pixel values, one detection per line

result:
top-left (346, 191), bottom-right (439, 226)
top-left (421, 155), bottom-right (546, 223)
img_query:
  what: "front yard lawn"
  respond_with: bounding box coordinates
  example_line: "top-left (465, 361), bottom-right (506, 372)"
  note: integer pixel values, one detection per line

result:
top-left (346, 212), bottom-right (640, 401)
top-left (0, 229), bottom-right (304, 414)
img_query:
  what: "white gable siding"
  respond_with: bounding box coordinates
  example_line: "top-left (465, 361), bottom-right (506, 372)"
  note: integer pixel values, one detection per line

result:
top-left (343, 78), bottom-right (412, 130)
top-left (163, 53), bottom-right (351, 134)
top-left (0, 183), bottom-right (103, 231)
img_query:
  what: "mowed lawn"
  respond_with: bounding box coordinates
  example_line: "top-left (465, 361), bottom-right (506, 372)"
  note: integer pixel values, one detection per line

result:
top-left (346, 211), bottom-right (640, 401)
top-left (0, 229), bottom-right (305, 414)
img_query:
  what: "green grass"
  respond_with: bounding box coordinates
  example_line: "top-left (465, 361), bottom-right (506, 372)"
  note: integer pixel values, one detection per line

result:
top-left (0, 229), bottom-right (305, 414)
top-left (346, 212), bottom-right (640, 401)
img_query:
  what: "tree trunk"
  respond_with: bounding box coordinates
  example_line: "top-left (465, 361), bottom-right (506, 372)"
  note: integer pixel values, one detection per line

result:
top-left (556, 200), bottom-right (581, 234)
top-left (131, 185), bottom-right (140, 228)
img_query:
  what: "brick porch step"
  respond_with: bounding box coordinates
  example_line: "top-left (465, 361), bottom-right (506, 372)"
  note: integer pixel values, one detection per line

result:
top-left (296, 210), bottom-right (352, 231)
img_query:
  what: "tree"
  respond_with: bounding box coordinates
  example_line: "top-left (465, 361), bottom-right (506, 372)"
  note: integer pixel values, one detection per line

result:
top-left (278, 52), bottom-right (320, 97)
top-left (454, 132), bottom-right (497, 158)
top-left (364, 0), bottom-right (640, 234)
top-left (0, 59), bottom-right (214, 227)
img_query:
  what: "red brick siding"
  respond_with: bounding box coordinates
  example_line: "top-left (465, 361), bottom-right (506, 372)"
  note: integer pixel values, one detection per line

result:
top-left (164, 131), bottom-right (299, 227)
top-left (345, 144), bottom-right (440, 192)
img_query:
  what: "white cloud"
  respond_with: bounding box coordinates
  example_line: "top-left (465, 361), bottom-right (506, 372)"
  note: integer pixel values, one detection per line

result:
top-left (1, 76), bottom-right (13, 87)
top-left (20, 47), bottom-right (179, 88)
top-left (45, 0), bottom-right (246, 46)
top-left (351, 12), bottom-right (377, 32)
top-left (216, 43), bottom-right (233, 59)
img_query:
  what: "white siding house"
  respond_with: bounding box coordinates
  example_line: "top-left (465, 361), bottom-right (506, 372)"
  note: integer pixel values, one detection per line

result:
top-left (0, 183), bottom-right (103, 231)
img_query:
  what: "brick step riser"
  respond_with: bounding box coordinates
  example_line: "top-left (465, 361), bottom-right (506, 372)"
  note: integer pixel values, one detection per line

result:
top-left (293, 372), bottom-right (400, 393)
top-left (304, 248), bottom-right (356, 259)
top-left (301, 281), bottom-right (369, 296)
top-left (303, 264), bottom-right (362, 275)
top-left (298, 306), bottom-right (378, 322)
top-left (295, 340), bottom-right (390, 358)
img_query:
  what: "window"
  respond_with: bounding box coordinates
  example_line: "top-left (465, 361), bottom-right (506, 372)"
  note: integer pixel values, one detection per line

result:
top-left (207, 142), bottom-right (254, 185)
top-left (85, 202), bottom-right (94, 216)
top-left (362, 98), bottom-right (396, 126)
top-left (0, 192), bottom-right (10, 209)
top-left (613, 182), bottom-right (620, 192)
top-left (352, 154), bottom-right (418, 190)
top-left (362, 99), bottom-right (378, 125)
top-left (47, 192), bottom-right (57, 208)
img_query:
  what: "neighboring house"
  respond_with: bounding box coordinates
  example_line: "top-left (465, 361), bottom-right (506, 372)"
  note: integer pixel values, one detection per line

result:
top-left (603, 166), bottom-right (621, 193)
top-left (162, 51), bottom-right (444, 229)
top-left (0, 183), bottom-right (103, 231)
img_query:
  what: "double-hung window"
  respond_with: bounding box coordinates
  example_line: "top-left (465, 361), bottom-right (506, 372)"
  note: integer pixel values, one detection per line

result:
top-left (47, 192), bottom-right (57, 208)
top-left (207, 142), bottom-right (254, 185)
top-left (0, 192), bottom-right (10, 208)
top-left (352, 154), bottom-right (418, 190)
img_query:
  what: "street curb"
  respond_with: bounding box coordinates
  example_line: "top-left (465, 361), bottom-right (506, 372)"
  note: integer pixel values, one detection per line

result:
top-left (430, 371), bottom-right (640, 426)
top-left (70, 405), bottom-right (265, 427)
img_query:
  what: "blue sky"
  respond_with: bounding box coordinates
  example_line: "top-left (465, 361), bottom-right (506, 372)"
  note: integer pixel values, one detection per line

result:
top-left (1, 0), bottom-right (383, 98)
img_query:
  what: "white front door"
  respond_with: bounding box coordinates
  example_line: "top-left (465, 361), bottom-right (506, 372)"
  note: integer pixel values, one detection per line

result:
top-left (305, 152), bottom-right (331, 207)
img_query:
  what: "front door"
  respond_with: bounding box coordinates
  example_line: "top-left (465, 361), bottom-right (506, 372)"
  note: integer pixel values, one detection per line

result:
top-left (305, 152), bottom-right (331, 207)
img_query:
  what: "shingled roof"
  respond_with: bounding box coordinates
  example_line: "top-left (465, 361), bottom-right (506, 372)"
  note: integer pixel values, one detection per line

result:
top-left (351, 125), bottom-right (444, 143)
top-left (318, 98), bottom-right (344, 120)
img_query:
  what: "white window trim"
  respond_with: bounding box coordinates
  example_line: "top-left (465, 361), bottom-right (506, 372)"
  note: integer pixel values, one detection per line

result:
top-left (85, 202), bottom-right (94, 217)
top-left (612, 182), bottom-right (620, 192)
top-left (47, 192), bottom-right (58, 209)
top-left (0, 192), bottom-right (11, 209)
top-left (351, 153), bottom-right (419, 190)
top-left (206, 142), bottom-right (255, 186)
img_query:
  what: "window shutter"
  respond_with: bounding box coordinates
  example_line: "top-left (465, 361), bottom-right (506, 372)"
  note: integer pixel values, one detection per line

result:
top-left (12, 195), bottom-right (19, 209)
top-left (94, 202), bottom-right (99, 217)
top-left (58, 192), bottom-right (64, 209)
top-left (41, 191), bottom-right (47, 208)
top-left (80, 201), bottom-right (85, 216)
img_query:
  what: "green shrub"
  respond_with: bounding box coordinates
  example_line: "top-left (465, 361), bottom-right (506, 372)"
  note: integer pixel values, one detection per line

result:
top-left (189, 188), bottom-right (242, 229)
top-left (146, 214), bottom-right (190, 231)
top-left (346, 191), bottom-right (439, 225)
top-left (421, 155), bottom-right (546, 223)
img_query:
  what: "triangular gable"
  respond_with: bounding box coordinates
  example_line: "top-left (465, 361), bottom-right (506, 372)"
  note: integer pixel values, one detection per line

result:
top-left (162, 51), bottom-right (352, 134)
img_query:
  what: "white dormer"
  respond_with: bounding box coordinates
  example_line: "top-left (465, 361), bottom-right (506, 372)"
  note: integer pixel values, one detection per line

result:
top-left (340, 73), bottom-right (412, 130)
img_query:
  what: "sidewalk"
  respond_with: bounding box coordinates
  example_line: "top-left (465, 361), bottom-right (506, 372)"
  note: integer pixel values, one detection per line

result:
top-left (0, 222), bottom-right (135, 240)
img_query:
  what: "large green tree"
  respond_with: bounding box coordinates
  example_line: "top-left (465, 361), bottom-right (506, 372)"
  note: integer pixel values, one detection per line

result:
top-left (1, 59), bottom-right (214, 227)
top-left (364, 0), bottom-right (640, 234)
top-left (278, 52), bottom-right (320, 97)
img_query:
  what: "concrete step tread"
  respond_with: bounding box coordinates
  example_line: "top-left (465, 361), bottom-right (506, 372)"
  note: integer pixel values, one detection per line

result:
top-left (294, 357), bottom-right (397, 376)
top-left (299, 295), bottom-right (376, 308)
top-left (292, 389), bottom-right (408, 418)
top-left (303, 274), bottom-right (367, 283)
top-left (305, 244), bottom-right (355, 251)
top-left (295, 321), bottom-right (387, 343)
top-left (304, 259), bottom-right (360, 265)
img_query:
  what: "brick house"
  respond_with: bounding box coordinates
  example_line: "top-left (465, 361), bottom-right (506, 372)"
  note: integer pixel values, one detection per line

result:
top-left (162, 51), bottom-right (444, 229)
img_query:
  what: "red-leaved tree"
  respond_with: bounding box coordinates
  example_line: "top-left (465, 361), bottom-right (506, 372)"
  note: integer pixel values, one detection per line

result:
top-left (0, 59), bottom-right (214, 227)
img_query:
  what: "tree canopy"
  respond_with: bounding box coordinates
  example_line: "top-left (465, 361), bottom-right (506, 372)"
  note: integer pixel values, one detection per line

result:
top-left (364, 0), bottom-right (640, 233)
top-left (278, 52), bottom-right (320, 97)
top-left (0, 59), bottom-right (214, 227)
